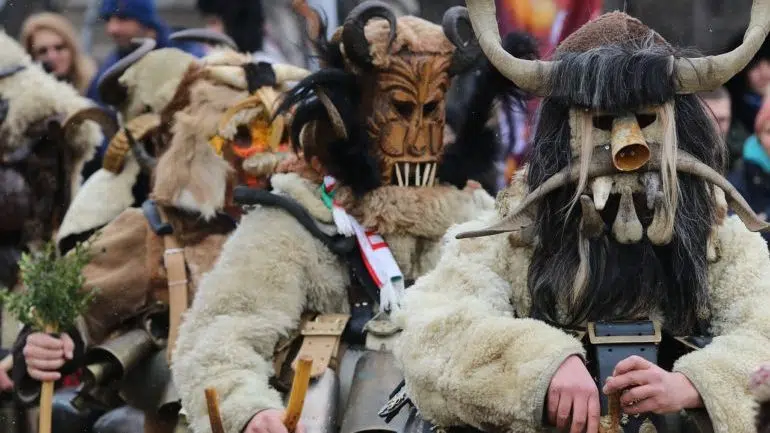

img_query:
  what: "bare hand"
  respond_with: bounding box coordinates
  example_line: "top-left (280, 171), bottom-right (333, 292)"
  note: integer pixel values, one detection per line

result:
top-left (0, 368), bottom-right (13, 392)
top-left (23, 332), bottom-right (74, 382)
top-left (603, 356), bottom-right (703, 415)
top-left (547, 355), bottom-right (600, 433)
top-left (245, 409), bottom-right (305, 433)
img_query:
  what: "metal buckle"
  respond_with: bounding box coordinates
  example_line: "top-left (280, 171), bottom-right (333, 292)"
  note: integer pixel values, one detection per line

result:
top-left (587, 321), bottom-right (662, 345)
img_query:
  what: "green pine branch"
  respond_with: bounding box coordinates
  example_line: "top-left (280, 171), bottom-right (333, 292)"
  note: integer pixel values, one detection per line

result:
top-left (0, 237), bottom-right (99, 333)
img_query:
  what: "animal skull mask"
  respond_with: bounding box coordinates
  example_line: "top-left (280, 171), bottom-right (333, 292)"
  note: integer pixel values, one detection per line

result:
top-left (459, 0), bottom-right (770, 245)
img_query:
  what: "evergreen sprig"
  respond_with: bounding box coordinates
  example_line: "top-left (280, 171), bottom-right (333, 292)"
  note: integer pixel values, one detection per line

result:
top-left (0, 238), bottom-right (99, 333)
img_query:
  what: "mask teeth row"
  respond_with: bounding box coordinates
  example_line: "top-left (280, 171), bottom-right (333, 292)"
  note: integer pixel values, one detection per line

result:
top-left (394, 162), bottom-right (437, 187)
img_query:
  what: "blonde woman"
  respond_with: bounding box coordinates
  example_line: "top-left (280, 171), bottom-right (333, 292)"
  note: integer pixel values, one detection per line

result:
top-left (20, 12), bottom-right (96, 95)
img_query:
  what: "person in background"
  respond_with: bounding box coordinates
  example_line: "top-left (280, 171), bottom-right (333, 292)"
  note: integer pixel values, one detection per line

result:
top-left (699, 86), bottom-right (733, 140)
top-left (20, 12), bottom-right (97, 96)
top-left (725, 35), bottom-right (770, 167)
top-left (85, 0), bottom-right (205, 104)
top-left (729, 89), bottom-right (770, 245)
top-left (195, 0), bottom-right (286, 63)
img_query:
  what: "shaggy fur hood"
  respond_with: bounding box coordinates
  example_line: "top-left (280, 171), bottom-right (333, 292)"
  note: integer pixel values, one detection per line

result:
top-left (0, 31), bottom-right (104, 200)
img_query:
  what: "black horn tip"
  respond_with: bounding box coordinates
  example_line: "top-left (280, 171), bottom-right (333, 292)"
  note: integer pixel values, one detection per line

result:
top-left (342, 1), bottom-right (398, 69)
top-left (97, 38), bottom-right (157, 107)
top-left (170, 28), bottom-right (238, 51)
top-left (442, 6), bottom-right (482, 75)
top-left (125, 127), bottom-right (157, 173)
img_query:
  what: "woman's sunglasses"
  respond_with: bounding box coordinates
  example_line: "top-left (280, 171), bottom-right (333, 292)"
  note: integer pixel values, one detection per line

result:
top-left (33, 44), bottom-right (67, 57)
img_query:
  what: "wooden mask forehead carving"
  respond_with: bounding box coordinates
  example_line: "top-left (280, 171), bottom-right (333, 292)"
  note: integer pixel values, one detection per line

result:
top-left (368, 53), bottom-right (451, 186)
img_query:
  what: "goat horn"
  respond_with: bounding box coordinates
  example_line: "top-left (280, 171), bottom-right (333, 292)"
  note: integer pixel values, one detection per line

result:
top-left (675, 0), bottom-right (770, 93)
top-left (62, 106), bottom-right (119, 144)
top-left (342, 1), bottom-right (397, 70)
top-left (442, 6), bottom-right (484, 75)
top-left (125, 127), bottom-right (156, 174)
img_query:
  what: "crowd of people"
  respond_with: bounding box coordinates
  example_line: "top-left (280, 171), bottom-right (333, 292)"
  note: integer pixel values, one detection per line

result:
top-left (1, 0), bottom-right (770, 433)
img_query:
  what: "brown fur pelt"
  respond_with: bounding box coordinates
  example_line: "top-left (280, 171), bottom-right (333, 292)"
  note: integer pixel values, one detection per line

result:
top-left (331, 16), bottom-right (454, 71)
top-left (336, 184), bottom-right (487, 239)
top-left (151, 77), bottom-right (244, 219)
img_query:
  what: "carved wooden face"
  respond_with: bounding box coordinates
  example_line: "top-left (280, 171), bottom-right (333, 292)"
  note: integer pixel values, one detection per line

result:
top-left (368, 54), bottom-right (451, 187)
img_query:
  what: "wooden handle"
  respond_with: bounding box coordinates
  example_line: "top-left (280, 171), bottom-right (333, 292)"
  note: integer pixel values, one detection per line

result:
top-left (38, 324), bottom-right (57, 433)
top-left (599, 392), bottom-right (622, 433)
top-left (205, 388), bottom-right (225, 433)
top-left (282, 356), bottom-right (313, 433)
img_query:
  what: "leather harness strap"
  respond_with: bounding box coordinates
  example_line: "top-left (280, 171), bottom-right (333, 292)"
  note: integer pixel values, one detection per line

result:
top-left (156, 207), bottom-right (189, 363)
top-left (291, 314), bottom-right (351, 378)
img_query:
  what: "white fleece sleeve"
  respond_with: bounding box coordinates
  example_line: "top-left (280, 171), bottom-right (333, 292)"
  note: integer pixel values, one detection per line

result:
top-left (172, 208), bottom-right (337, 433)
top-left (392, 217), bottom-right (585, 432)
top-left (674, 216), bottom-right (770, 433)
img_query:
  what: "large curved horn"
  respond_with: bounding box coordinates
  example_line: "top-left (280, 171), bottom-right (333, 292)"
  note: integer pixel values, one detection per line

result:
top-left (97, 38), bottom-right (157, 107)
top-left (103, 114), bottom-right (161, 173)
top-left (124, 127), bottom-right (156, 175)
top-left (442, 7), bottom-right (483, 75)
top-left (465, 0), bottom-right (554, 96)
top-left (675, 0), bottom-right (770, 93)
top-left (457, 144), bottom-right (770, 238)
top-left (62, 106), bottom-right (120, 144)
top-left (341, 1), bottom-right (397, 70)
top-left (272, 64), bottom-right (311, 84)
top-left (170, 28), bottom-right (238, 51)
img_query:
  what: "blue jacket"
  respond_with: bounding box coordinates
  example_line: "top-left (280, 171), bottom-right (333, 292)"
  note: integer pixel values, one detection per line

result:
top-left (728, 136), bottom-right (770, 246)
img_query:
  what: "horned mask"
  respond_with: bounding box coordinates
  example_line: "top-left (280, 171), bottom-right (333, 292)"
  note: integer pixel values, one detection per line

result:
top-left (459, 0), bottom-right (770, 245)
top-left (305, 2), bottom-right (481, 188)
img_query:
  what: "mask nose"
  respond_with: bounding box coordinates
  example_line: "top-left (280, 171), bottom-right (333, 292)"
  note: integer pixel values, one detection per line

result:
top-left (611, 115), bottom-right (650, 171)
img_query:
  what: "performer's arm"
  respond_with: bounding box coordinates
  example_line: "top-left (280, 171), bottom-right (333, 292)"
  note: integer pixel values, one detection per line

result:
top-left (672, 216), bottom-right (770, 431)
top-left (172, 208), bottom-right (333, 433)
top-left (393, 215), bottom-right (585, 431)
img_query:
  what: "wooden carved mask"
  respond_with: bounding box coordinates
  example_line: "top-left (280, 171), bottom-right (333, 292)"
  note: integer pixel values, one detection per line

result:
top-left (369, 54), bottom-right (451, 187)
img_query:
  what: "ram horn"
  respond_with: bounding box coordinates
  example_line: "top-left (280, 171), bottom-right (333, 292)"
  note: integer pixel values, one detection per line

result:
top-left (62, 106), bottom-right (119, 144)
top-left (675, 0), bottom-right (770, 93)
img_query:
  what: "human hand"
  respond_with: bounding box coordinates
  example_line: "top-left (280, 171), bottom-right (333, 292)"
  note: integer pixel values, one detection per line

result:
top-left (602, 356), bottom-right (703, 415)
top-left (245, 409), bottom-right (306, 433)
top-left (23, 332), bottom-right (74, 382)
top-left (0, 368), bottom-right (13, 391)
top-left (547, 355), bottom-right (601, 433)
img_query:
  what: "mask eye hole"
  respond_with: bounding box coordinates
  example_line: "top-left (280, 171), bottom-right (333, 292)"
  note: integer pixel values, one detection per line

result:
top-left (592, 115), bottom-right (614, 131)
top-left (234, 125), bottom-right (252, 147)
top-left (636, 113), bottom-right (657, 128)
top-left (394, 101), bottom-right (415, 118)
top-left (423, 101), bottom-right (439, 117)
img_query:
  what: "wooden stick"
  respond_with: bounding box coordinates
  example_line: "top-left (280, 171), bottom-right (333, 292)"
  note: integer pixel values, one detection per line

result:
top-left (599, 392), bottom-right (622, 433)
top-left (282, 356), bottom-right (313, 433)
top-left (38, 324), bottom-right (57, 433)
top-left (205, 388), bottom-right (226, 433)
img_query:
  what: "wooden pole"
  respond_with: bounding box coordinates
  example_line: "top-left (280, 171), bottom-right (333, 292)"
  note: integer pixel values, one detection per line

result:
top-left (282, 356), bottom-right (313, 433)
top-left (38, 324), bottom-right (57, 433)
top-left (599, 392), bottom-right (622, 433)
top-left (205, 388), bottom-right (226, 433)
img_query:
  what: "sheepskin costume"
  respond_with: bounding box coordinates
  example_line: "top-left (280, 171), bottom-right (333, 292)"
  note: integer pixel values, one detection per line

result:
top-left (0, 31), bottom-right (110, 290)
top-left (11, 56), bottom-right (310, 433)
top-left (391, 0), bottom-right (770, 432)
top-left (169, 3), bottom-right (511, 433)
